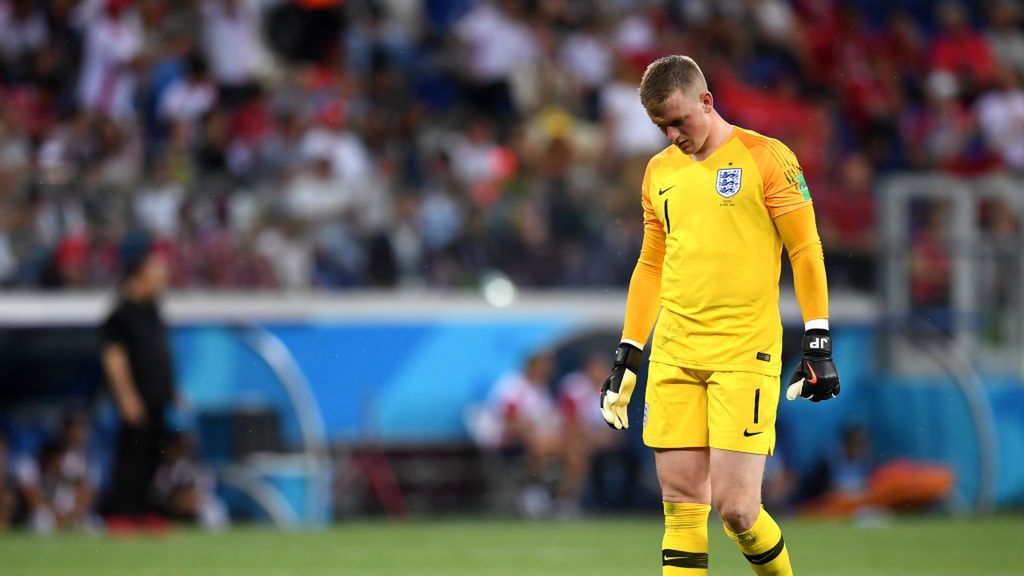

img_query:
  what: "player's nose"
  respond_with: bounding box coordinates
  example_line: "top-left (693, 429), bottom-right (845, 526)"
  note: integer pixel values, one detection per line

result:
top-left (666, 126), bottom-right (682, 141)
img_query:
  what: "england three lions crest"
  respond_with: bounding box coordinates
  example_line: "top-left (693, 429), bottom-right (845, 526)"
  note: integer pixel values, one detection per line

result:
top-left (716, 168), bottom-right (742, 198)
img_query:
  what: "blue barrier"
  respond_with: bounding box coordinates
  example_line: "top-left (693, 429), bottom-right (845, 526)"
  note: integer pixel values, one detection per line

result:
top-left (172, 319), bottom-right (1024, 509)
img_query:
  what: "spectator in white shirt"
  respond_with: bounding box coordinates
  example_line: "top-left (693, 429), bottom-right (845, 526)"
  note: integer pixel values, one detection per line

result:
top-left (0, 0), bottom-right (49, 69)
top-left (455, 0), bottom-right (539, 116)
top-left (485, 351), bottom-right (565, 517)
top-left (976, 67), bottom-right (1024, 172)
top-left (76, 0), bottom-right (143, 121)
top-left (600, 56), bottom-right (667, 159)
top-left (300, 118), bottom-right (372, 186)
top-left (487, 352), bottom-right (561, 462)
top-left (559, 16), bottom-right (613, 118)
top-left (135, 157), bottom-right (187, 240)
top-left (201, 0), bottom-right (266, 102)
top-left (157, 54), bottom-right (218, 126)
top-left (286, 139), bottom-right (360, 223)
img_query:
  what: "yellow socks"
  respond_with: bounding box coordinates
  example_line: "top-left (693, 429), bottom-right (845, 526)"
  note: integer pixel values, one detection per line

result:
top-left (662, 502), bottom-right (710, 574)
top-left (724, 508), bottom-right (793, 576)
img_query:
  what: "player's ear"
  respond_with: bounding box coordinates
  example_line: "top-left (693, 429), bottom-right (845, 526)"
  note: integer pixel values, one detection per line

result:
top-left (701, 91), bottom-right (713, 113)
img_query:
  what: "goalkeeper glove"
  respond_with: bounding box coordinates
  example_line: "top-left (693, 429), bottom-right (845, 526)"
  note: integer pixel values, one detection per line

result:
top-left (786, 329), bottom-right (840, 402)
top-left (600, 342), bottom-right (643, 429)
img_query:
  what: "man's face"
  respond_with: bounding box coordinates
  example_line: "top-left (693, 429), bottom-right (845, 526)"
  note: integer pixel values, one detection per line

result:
top-left (526, 354), bottom-right (554, 385)
top-left (138, 252), bottom-right (168, 297)
top-left (583, 356), bottom-right (611, 386)
top-left (646, 89), bottom-right (713, 155)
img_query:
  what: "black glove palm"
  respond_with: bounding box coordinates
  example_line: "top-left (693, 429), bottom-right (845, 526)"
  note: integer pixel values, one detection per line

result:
top-left (787, 329), bottom-right (840, 402)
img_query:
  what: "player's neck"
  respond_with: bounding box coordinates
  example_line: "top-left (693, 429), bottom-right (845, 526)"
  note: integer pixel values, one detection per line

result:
top-left (123, 281), bottom-right (156, 303)
top-left (691, 115), bottom-right (733, 162)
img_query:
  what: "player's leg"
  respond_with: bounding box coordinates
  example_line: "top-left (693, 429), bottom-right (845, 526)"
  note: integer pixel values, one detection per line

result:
top-left (711, 449), bottom-right (792, 575)
top-left (709, 448), bottom-right (766, 532)
top-left (655, 448), bottom-right (711, 574)
top-left (708, 371), bottom-right (792, 575)
top-left (644, 362), bottom-right (712, 575)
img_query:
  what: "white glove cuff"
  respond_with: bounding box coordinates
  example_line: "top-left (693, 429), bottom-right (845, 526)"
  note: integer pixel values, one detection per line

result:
top-left (620, 338), bottom-right (644, 350)
top-left (804, 319), bottom-right (829, 331)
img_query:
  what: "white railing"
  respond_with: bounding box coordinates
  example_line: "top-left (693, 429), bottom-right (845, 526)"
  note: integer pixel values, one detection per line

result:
top-left (0, 289), bottom-right (877, 326)
top-left (880, 174), bottom-right (1024, 373)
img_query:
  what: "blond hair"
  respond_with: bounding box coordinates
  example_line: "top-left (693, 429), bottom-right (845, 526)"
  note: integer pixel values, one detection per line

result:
top-left (639, 55), bottom-right (708, 109)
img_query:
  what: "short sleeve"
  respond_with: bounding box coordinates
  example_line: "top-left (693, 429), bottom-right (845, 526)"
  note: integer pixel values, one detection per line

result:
top-left (101, 308), bottom-right (128, 347)
top-left (758, 139), bottom-right (812, 219)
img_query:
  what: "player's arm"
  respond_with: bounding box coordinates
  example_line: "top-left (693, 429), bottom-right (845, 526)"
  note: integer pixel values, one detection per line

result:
top-left (775, 204), bottom-right (840, 402)
top-left (102, 344), bottom-right (147, 425)
top-left (601, 165), bottom-right (665, 429)
top-left (759, 139), bottom-right (839, 403)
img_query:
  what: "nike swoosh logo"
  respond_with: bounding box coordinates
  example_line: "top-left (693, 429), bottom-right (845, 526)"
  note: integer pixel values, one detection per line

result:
top-left (806, 361), bottom-right (818, 384)
top-left (743, 429), bottom-right (763, 437)
top-left (658, 185), bottom-right (675, 196)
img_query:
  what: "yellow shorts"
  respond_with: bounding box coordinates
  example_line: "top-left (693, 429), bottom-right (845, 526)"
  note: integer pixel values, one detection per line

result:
top-left (643, 360), bottom-right (779, 455)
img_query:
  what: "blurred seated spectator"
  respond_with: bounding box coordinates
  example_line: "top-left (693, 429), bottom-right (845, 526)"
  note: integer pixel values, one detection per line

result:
top-left (76, 0), bottom-right (143, 122)
top-left (902, 71), bottom-right (997, 174)
top-left (200, 0), bottom-right (267, 104)
top-left (910, 202), bottom-right (952, 313)
top-left (57, 413), bottom-right (101, 514)
top-left (14, 433), bottom-right (99, 535)
top-left (799, 424), bottom-right (955, 520)
top-left (483, 352), bottom-right (563, 517)
top-left (157, 53), bottom-right (218, 128)
top-left (152, 432), bottom-right (228, 530)
top-left (600, 55), bottom-right (665, 161)
top-left (0, 0), bottom-right (49, 80)
top-left (454, 0), bottom-right (539, 119)
top-left (929, 1), bottom-right (997, 96)
top-left (286, 140), bottom-right (360, 224)
top-left (986, 0), bottom-right (1024, 77)
top-left (559, 15), bottom-right (614, 120)
top-left (975, 67), bottom-right (1024, 172)
top-left (0, 434), bottom-right (16, 531)
top-left (487, 352), bottom-right (560, 459)
top-left (878, 7), bottom-right (928, 89)
top-left (815, 154), bottom-right (877, 291)
top-left (134, 156), bottom-right (187, 240)
top-left (255, 216), bottom-right (314, 290)
top-left (556, 352), bottom-right (622, 517)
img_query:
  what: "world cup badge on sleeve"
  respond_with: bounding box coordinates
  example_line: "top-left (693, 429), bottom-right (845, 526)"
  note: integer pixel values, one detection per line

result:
top-left (716, 168), bottom-right (743, 198)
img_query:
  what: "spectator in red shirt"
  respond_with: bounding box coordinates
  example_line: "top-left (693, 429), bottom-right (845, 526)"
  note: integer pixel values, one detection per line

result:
top-left (815, 154), bottom-right (876, 291)
top-left (929, 1), bottom-right (997, 96)
top-left (556, 352), bottom-right (618, 516)
top-left (879, 7), bottom-right (928, 85)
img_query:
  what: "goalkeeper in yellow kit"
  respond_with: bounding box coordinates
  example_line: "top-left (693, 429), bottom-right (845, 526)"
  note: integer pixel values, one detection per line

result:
top-left (599, 56), bottom-right (840, 575)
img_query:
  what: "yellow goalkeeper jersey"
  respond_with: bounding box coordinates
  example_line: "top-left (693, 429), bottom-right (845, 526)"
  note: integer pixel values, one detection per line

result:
top-left (637, 127), bottom-right (812, 376)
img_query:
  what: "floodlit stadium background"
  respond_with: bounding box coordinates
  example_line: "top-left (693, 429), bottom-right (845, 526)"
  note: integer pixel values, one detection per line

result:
top-left (0, 0), bottom-right (1022, 574)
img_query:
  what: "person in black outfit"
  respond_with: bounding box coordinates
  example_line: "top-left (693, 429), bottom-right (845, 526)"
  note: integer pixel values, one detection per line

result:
top-left (100, 235), bottom-right (175, 528)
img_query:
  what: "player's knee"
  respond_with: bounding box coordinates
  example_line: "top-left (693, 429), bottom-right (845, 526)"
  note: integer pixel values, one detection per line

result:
top-left (714, 499), bottom-right (758, 533)
top-left (661, 482), bottom-right (711, 504)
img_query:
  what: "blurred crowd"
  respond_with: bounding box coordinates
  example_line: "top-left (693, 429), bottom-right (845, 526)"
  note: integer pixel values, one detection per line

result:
top-left (474, 351), bottom-right (955, 520)
top-left (1, 0), bottom-right (1023, 291)
top-left (0, 414), bottom-right (225, 534)
top-left (475, 351), bottom-right (638, 518)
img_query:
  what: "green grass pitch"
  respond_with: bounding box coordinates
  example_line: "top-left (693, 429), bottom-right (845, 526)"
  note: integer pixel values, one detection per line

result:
top-left (1, 516), bottom-right (1021, 575)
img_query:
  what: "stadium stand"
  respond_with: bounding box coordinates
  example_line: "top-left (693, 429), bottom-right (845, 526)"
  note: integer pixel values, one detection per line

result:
top-left (0, 0), bottom-right (1021, 291)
